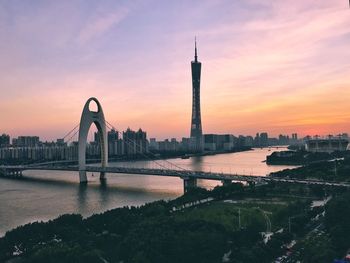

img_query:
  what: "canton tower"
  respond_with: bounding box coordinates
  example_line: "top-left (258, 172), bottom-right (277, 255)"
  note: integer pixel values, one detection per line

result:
top-left (190, 39), bottom-right (203, 152)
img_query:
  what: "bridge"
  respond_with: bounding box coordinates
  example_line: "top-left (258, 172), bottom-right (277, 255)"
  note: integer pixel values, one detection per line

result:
top-left (1, 97), bottom-right (350, 192)
top-left (2, 164), bottom-right (350, 191)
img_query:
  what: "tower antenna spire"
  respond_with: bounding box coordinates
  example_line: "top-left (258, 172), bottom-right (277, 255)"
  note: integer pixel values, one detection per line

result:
top-left (194, 36), bottom-right (198, 62)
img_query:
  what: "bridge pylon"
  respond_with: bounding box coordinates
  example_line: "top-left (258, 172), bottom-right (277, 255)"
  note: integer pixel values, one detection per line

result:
top-left (183, 176), bottom-right (197, 193)
top-left (78, 97), bottom-right (108, 183)
top-left (222, 179), bottom-right (232, 186)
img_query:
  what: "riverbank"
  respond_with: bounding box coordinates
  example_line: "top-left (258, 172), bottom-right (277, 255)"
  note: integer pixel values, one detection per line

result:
top-left (0, 147), bottom-right (252, 165)
top-left (266, 150), bottom-right (350, 165)
top-left (98, 146), bottom-right (253, 162)
top-left (1, 181), bottom-right (349, 263)
top-left (270, 155), bottom-right (350, 183)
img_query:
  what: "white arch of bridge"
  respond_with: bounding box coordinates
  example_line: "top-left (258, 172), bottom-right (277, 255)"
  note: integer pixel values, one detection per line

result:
top-left (78, 97), bottom-right (108, 183)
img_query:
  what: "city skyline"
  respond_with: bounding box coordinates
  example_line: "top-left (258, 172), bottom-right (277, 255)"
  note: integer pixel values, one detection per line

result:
top-left (0, 0), bottom-right (350, 141)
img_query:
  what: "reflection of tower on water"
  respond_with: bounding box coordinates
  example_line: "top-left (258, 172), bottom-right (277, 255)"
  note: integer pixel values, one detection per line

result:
top-left (191, 156), bottom-right (203, 171)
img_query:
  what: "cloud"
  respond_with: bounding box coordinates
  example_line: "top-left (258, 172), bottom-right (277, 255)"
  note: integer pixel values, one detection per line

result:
top-left (0, 0), bottom-right (349, 139)
top-left (77, 8), bottom-right (129, 44)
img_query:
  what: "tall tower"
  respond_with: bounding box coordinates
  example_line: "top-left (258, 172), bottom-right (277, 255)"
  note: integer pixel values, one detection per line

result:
top-left (190, 38), bottom-right (203, 152)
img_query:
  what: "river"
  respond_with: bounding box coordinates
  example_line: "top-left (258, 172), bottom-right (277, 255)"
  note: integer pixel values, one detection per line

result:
top-left (0, 147), bottom-right (296, 236)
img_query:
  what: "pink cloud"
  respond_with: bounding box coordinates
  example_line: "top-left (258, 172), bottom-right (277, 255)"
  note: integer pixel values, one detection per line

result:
top-left (77, 8), bottom-right (129, 44)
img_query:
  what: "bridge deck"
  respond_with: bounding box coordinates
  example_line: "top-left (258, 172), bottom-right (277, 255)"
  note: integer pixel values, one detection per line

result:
top-left (1, 165), bottom-right (350, 188)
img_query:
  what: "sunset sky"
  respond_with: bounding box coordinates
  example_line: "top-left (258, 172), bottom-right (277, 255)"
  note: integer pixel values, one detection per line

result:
top-left (0, 0), bottom-right (349, 141)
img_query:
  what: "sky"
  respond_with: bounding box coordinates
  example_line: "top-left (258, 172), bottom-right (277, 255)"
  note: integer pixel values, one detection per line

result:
top-left (0, 0), bottom-right (349, 141)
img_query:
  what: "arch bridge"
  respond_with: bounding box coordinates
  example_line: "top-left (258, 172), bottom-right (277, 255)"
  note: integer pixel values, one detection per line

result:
top-left (78, 97), bottom-right (107, 183)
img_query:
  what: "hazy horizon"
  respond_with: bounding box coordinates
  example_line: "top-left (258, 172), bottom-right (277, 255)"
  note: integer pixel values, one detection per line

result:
top-left (1, 0), bottom-right (349, 141)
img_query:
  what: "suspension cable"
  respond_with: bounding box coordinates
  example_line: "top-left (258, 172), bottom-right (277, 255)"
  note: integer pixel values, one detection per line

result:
top-left (104, 120), bottom-right (188, 172)
top-left (65, 128), bottom-right (80, 144)
top-left (106, 120), bottom-right (186, 170)
top-left (104, 122), bottom-right (168, 170)
top-left (56, 120), bottom-right (189, 172)
top-left (62, 124), bottom-right (80, 141)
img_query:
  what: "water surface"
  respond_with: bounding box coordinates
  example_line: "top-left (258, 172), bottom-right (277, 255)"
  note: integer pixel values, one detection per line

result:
top-left (0, 147), bottom-right (295, 236)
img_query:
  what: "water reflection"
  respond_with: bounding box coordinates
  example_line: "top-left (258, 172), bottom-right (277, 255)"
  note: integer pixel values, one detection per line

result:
top-left (77, 184), bottom-right (87, 212)
top-left (191, 156), bottom-right (203, 171)
top-left (1, 148), bottom-right (297, 235)
top-left (99, 177), bottom-right (109, 205)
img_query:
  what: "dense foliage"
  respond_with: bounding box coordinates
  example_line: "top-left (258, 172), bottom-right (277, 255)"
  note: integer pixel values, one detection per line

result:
top-left (271, 155), bottom-right (350, 182)
top-left (290, 191), bottom-right (350, 262)
top-left (267, 150), bottom-right (350, 165)
top-left (1, 182), bottom-right (349, 262)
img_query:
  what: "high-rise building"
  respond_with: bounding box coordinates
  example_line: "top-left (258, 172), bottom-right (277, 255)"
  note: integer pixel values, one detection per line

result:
top-left (203, 134), bottom-right (236, 151)
top-left (254, 133), bottom-right (260, 147)
top-left (94, 132), bottom-right (100, 144)
top-left (108, 129), bottom-right (119, 156)
top-left (123, 128), bottom-right (148, 155)
top-left (260, 132), bottom-right (268, 147)
top-left (279, 134), bottom-right (290, 145)
top-left (149, 138), bottom-right (159, 151)
top-left (0, 134), bottom-right (10, 147)
top-left (135, 128), bottom-right (148, 154)
top-left (12, 136), bottom-right (40, 147)
top-left (190, 39), bottom-right (203, 152)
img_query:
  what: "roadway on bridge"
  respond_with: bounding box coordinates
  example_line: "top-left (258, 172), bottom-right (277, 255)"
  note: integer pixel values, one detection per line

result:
top-left (1, 164), bottom-right (350, 188)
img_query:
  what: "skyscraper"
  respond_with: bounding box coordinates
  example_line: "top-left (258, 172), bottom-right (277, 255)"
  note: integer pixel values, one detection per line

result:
top-left (190, 39), bottom-right (203, 152)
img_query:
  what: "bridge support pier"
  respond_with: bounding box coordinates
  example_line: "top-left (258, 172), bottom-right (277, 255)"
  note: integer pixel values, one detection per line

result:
top-left (100, 172), bottom-right (106, 181)
top-left (183, 177), bottom-right (197, 193)
top-left (222, 179), bottom-right (232, 186)
top-left (79, 170), bottom-right (87, 184)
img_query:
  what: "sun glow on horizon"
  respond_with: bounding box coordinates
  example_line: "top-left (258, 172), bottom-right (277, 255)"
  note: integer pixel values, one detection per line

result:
top-left (0, 0), bottom-right (349, 141)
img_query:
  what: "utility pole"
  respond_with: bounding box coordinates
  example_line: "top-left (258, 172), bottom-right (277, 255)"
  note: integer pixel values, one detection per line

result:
top-left (238, 208), bottom-right (241, 229)
top-left (288, 217), bottom-right (291, 233)
top-left (261, 209), bottom-right (272, 233)
top-left (323, 186), bottom-right (327, 214)
top-left (266, 212), bottom-right (271, 233)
